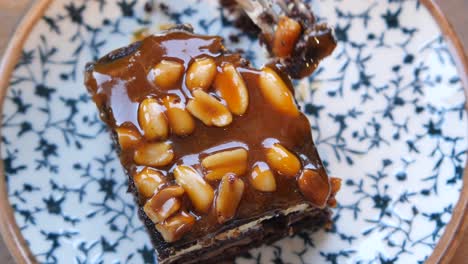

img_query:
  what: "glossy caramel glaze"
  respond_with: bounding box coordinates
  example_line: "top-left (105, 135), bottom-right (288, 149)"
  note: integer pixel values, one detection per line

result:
top-left (85, 29), bottom-right (335, 242)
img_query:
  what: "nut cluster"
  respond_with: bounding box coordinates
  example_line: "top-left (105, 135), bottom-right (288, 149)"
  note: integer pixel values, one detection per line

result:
top-left (132, 143), bottom-right (329, 243)
top-left (114, 56), bottom-right (329, 243)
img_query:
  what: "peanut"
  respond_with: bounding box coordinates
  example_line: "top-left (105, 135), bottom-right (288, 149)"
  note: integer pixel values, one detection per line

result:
top-left (162, 96), bottom-right (195, 136)
top-left (134, 142), bottom-right (174, 167)
top-left (298, 169), bottom-right (330, 208)
top-left (134, 167), bottom-right (166, 199)
top-left (273, 16), bottom-right (302, 58)
top-left (215, 174), bottom-right (245, 224)
top-left (214, 63), bottom-right (249, 115)
top-left (327, 177), bottom-right (342, 207)
top-left (174, 165), bottom-right (214, 213)
top-left (143, 186), bottom-right (184, 223)
top-left (258, 67), bottom-right (299, 117)
top-left (150, 60), bottom-right (184, 89)
top-left (138, 98), bottom-right (169, 140)
top-left (266, 143), bottom-right (301, 178)
top-left (186, 90), bottom-right (232, 127)
top-left (185, 57), bottom-right (217, 91)
top-left (115, 126), bottom-right (142, 150)
top-left (249, 162), bottom-right (276, 192)
top-left (201, 148), bottom-right (248, 181)
top-left (156, 211), bottom-right (195, 242)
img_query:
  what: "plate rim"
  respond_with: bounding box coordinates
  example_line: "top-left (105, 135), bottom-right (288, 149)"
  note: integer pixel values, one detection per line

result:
top-left (0, 0), bottom-right (466, 263)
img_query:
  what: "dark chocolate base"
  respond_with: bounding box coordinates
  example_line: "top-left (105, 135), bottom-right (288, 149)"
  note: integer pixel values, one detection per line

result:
top-left (139, 202), bottom-right (330, 264)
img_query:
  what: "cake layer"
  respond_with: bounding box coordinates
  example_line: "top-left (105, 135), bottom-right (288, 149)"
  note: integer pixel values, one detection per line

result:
top-left (141, 204), bottom-right (331, 263)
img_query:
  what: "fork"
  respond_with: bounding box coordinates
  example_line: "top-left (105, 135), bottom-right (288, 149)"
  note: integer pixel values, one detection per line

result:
top-left (235, 0), bottom-right (315, 37)
top-left (234, 0), bottom-right (336, 79)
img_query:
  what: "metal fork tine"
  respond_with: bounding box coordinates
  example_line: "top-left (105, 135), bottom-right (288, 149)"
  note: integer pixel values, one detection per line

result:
top-left (235, 0), bottom-right (315, 38)
top-left (259, 0), bottom-right (280, 21)
top-left (275, 0), bottom-right (290, 15)
top-left (236, 0), bottom-right (278, 36)
top-left (236, 0), bottom-right (254, 10)
top-left (292, 0), bottom-right (314, 22)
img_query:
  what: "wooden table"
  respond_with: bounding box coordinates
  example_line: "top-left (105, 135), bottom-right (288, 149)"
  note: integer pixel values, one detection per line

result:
top-left (0, 0), bottom-right (466, 263)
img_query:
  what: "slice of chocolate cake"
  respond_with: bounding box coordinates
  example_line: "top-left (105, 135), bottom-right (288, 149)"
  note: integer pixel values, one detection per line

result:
top-left (84, 26), bottom-right (340, 264)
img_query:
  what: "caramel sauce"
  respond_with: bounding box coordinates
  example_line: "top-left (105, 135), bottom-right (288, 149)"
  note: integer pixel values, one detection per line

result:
top-left (85, 30), bottom-right (332, 242)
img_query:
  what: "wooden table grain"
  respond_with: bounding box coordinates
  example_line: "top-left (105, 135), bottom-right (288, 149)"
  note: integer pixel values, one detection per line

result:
top-left (0, 0), bottom-right (466, 263)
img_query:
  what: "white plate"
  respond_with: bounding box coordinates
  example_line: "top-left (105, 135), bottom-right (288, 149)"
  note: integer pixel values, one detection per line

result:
top-left (0, 0), bottom-right (467, 263)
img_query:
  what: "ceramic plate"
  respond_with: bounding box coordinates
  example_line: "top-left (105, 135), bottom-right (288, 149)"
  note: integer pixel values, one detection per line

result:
top-left (0, 0), bottom-right (467, 263)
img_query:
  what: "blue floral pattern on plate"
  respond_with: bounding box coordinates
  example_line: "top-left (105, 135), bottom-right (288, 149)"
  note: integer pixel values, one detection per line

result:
top-left (1, 0), bottom-right (466, 263)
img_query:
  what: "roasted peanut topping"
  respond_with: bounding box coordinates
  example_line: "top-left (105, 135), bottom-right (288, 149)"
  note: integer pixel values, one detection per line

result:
top-left (298, 169), bottom-right (330, 208)
top-left (85, 31), bottom-right (338, 243)
top-left (156, 211), bottom-right (196, 243)
top-left (214, 63), bottom-right (249, 115)
top-left (327, 177), bottom-right (342, 207)
top-left (150, 60), bottom-right (184, 89)
top-left (185, 57), bottom-right (217, 91)
top-left (266, 143), bottom-right (301, 178)
top-left (249, 162), bottom-right (276, 192)
top-left (162, 96), bottom-right (195, 136)
top-left (330, 177), bottom-right (342, 195)
top-left (215, 174), bottom-right (245, 224)
top-left (186, 90), bottom-right (232, 127)
top-left (134, 142), bottom-right (174, 167)
top-left (134, 167), bottom-right (166, 198)
top-left (273, 16), bottom-right (302, 58)
top-left (259, 67), bottom-right (299, 117)
top-left (174, 165), bottom-right (214, 213)
top-left (201, 148), bottom-right (248, 181)
top-left (144, 186), bottom-right (184, 223)
top-left (115, 126), bottom-right (141, 150)
top-left (138, 98), bottom-right (169, 140)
